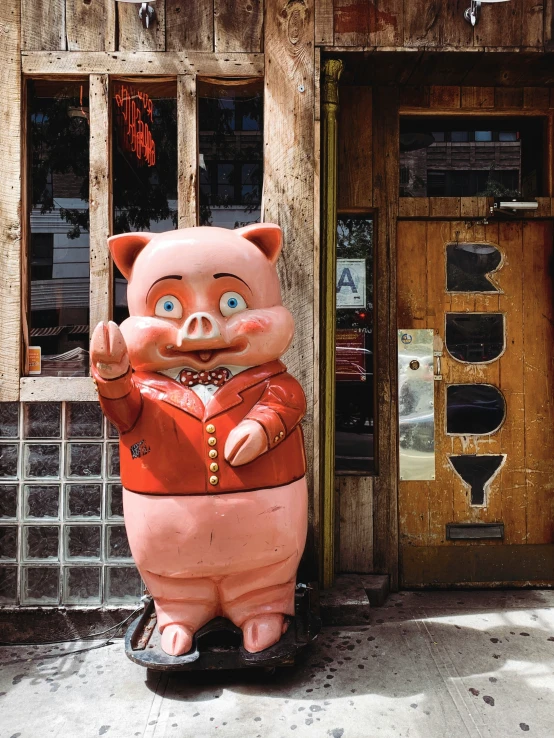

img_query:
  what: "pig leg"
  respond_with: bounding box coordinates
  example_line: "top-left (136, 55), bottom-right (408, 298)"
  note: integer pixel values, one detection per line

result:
top-left (140, 570), bottom-right (219, 656)
top-left (218, 555), bottom-right (299, 653)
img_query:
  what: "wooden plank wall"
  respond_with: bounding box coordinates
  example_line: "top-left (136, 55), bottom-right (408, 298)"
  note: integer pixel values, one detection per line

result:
top-left (21, 0), bottom-right (263, 52)
top-left (21, 0), bottom-right (554, 52)
top-left (399, 85), bottom-right (554, 111)
top-left (0, 0), bottom-right (22, 401)
top-left (336, 82), bottom-right (399, 583)
top-left (264, 0), bottom-right (317, 572)
top-left (320, 0), bottom-right (549, 48)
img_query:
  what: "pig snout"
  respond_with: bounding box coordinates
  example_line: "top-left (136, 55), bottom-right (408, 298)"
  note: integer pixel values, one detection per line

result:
top-left (177, 312), bottom-right (221, 345)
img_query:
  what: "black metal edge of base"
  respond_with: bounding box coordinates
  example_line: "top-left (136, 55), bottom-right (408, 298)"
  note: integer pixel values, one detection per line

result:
top-left (125, 583), bottom-right (321, 672)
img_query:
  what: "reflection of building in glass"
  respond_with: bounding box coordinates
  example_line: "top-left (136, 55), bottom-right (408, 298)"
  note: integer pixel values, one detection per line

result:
top-left (198, 79), bottom-right (263, 229)
top-left (399, 121), bottom-right (543, 198)
top-left (29, 81), bottom-right (91, 376)
top-left (111, 82), bottom-right (178, 324)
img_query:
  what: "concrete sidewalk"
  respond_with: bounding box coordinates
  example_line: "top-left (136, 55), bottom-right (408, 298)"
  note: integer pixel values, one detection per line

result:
top-left (2, 590), bottom-right (554, 738)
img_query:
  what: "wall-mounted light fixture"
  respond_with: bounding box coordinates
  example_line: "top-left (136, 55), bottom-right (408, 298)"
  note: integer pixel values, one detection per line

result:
top-left (492, 198), bottom-right (538, 214)
top-left (464, 0), bottom-right (511, 26)
top-left (115, 0), bottom-right (156, 29)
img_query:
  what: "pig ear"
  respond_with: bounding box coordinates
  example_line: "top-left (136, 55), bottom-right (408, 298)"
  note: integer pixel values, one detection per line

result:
top-left (235, 223), bottom-right (282, 264)
top-left (108, 232), bottom-right (154, 279)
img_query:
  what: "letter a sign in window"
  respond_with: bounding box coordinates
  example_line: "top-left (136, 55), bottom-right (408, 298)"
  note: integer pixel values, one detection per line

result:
top-left (336, 259), bottom-right (366, 308)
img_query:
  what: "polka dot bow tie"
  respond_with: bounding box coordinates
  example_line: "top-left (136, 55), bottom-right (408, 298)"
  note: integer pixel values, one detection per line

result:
top-left (179, 368), bottom-right (232, 388)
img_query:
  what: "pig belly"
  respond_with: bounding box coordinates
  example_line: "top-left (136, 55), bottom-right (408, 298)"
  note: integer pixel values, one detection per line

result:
top-left (123, 478), bottom-right (308, 580)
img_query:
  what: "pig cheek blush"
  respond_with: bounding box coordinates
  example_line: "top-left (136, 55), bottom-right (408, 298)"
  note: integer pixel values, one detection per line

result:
top-left (93, 224), bottom-right (308, 660)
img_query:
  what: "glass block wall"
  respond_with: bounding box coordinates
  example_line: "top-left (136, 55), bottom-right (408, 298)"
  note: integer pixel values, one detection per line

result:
top-left (0, 402), bottom-right (142, 606)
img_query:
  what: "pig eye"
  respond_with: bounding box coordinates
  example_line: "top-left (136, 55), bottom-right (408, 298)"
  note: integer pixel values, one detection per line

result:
top-left (220, 291), bottom-right (247, 317)
top-left (154, 295), bottom-right (183, 319)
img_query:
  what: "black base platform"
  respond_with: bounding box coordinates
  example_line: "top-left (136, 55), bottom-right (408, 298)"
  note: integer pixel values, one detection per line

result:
top-left (124, 583), bottom-right (321, 672)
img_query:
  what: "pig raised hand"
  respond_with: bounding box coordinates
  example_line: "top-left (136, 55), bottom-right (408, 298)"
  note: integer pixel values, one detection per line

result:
top-left (91, 321), bottom-right (130, 380)
top-left (225, 419), bottom-right (269, 466)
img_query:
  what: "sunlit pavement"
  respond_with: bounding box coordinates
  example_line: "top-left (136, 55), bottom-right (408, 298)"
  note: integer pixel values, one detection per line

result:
top-left (2, 590), bottom-right (554, 738)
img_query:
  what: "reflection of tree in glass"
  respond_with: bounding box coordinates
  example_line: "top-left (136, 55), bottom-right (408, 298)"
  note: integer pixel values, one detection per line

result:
top-left (30, 86), bottom-right (90, 239)
top-left (336, 217), bottom-right (373, 331)
top-left (113, 98), bottom-right (178, 233)
top-left (476, 164), bottom-right (520, 199)
top-left (199, 92), bottom-right (263, 227)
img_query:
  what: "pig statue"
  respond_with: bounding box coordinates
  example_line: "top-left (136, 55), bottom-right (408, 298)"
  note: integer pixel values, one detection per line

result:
top-left (91, 224), bottom-right (307, 657)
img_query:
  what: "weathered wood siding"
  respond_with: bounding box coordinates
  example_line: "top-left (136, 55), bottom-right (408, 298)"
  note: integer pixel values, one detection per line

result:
top-left (21, 1), bottom-right (554, 52)
top-left (319, 0), bottom-right (551, 49)
top-left (21, 0), bottom-right (264, 52)
top-left (0, 0), bottom-right (22, 400)
top-left (264, 0), bottom-right (317, 571)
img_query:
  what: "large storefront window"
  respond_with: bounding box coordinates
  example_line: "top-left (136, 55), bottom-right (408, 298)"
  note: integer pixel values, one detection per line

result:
top-left (399, 117), bottom-right (545, 198)
top-left (28, 81), bottom-right (91, 377)
top-left (198, 79), bottom-right (263, 228)
top-left (335, 216), bottom-right (374, 474)
top-left (112, 79), bottom-right (178, 323)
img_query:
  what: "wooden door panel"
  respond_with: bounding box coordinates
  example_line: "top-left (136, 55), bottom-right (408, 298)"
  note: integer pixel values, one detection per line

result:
top-left (398, 218), bottom-right (554, 584)
top-left (523, 221), bottom-right (554, 545)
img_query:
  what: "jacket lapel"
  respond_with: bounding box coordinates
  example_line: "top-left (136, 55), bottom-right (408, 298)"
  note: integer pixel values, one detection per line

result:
top-left (134, 360), bottom-right (286, 421)
top-left (204, 361), bottom-right (285, 420)
top-left (134, 372), bottom-right (205, 419)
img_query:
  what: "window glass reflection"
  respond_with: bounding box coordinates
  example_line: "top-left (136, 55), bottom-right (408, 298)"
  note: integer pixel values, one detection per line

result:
top-left (335, 217), bottom-right (374, 474)
top-left (446, 313), bottom-right (505, 363)
top-left (447, 384), bottom-right (506, 435)
top-left (112, 80), bottom-right (178, 323)
top-left (446, 242), bottom-right (502, 293)
top-left (28, 81), bottom-right (91, 377)
top-left (400, 117), bottom-right (543, 198)
top-left (198, 79), bottom-right (263, 229)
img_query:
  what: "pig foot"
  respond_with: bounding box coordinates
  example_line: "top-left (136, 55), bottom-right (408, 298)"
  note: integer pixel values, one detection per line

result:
top-left (242, 613), bottom-right (288, 653)
top-left (160, 624), bottom-right (193, 656)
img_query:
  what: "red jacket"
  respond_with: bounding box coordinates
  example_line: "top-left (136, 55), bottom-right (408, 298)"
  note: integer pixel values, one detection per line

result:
top-left (93, 360), bottom-right (307, 495)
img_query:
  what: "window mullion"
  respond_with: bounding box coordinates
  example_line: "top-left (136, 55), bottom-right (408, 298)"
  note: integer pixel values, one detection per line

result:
top-left (89, 74), bottom-right (112, 342)
top-left (177, 74), bottom-right (198, 228)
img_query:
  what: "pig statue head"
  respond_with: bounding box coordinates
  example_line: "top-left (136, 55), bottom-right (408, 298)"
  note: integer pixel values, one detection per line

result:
top-left (109, 224), bottom-right (293, 374)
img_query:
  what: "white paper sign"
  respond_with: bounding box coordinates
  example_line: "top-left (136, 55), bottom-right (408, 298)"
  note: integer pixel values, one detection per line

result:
top-left (336, 259), bottom-right (366, 308)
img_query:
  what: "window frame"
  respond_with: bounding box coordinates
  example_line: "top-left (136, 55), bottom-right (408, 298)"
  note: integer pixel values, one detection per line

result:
top-left (21, 72), bottom-right (263, 401)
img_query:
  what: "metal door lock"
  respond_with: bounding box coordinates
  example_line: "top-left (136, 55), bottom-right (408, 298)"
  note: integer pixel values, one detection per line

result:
top-left (409, 360), bottom-right (420, 370)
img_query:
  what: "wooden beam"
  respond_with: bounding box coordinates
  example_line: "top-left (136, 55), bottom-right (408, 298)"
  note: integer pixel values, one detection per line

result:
top-left (372, 86), bottom-right (399, 590)
top-left (66, 0), bottom-right (116, 51)
top-left (177, 75), bottom-right (197, 228)
top-left (0, 0), bottom-right (22, 400)
top-left (264, 0), bottom-right (316, 575)
top-left (20, 377), bottom-right (98, 402)
top-left (22, 51), bottom-right (264, 77)
top-left (89, 75), bottom-right (112, 336)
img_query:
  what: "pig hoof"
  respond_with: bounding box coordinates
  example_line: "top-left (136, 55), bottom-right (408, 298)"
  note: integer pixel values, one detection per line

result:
top-left (160, 624), bottom-right (193, 656)
top-left (242, 614), bottom-right (286, 653)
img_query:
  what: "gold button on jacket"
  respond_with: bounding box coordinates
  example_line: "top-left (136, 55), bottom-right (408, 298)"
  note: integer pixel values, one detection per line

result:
top-left (209, 475), bottom-right (219, 485)
top-left (206, 423), bottom-right (216, 433)
top-left (208, 449), bottom-right (218, 459)
top-left (208, 437), bottom-right (217, 446)
top-left (210, 462), bottom-right (219, 472)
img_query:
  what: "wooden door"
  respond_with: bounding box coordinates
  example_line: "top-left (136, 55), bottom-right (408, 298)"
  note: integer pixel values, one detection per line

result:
top-left (398, 219), bottom-right (554, 586)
